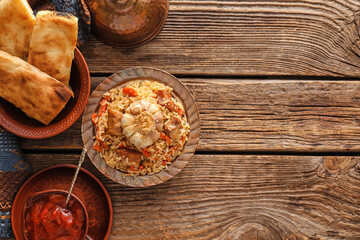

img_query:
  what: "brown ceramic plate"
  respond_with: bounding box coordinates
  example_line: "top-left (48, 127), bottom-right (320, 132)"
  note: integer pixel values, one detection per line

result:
top-left (11, 164), bottom-right (113, 240)
top-left (0, 48), bottom-right (90, 139)
top-left (82, 67), bottom-right (200, 187)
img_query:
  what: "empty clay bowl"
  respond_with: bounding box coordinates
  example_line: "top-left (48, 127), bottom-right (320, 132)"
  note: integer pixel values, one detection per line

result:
top-left (22, 190), bottom-right (89, 240)
top-left (0, 48), bottom-right (91, 139)
top-left (85, 0), bottom-right (169, 48)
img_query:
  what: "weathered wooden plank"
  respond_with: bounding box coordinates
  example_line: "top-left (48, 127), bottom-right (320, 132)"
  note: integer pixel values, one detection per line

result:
top-left (80, 0), bottom-right (360, 77)
top-left (19, 77), bottom-right (360, 152)
top-left (26, 153), bottom-right (360, 239)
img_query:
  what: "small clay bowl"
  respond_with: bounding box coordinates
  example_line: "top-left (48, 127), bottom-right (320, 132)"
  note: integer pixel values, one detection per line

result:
top-left (82, 67), bottom-right (201, 187)
top-left (0, 48), bottom-right (91, 139)
top-left (12, 164), bottom-right (112, 240)
top-left (22, 190), bottom-right (89, 240)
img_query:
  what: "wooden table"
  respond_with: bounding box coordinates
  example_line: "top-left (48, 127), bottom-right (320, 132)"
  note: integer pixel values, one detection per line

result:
top-left (19, 0), bottom-right (360, 239)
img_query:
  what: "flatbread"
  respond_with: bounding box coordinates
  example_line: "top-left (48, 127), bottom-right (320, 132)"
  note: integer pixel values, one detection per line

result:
top-left (0, 50), bottom-right (74, 125)
top-left (28, 10), bottom-right (78, 86)
top-left (0, 0), bottom-right (35, 60)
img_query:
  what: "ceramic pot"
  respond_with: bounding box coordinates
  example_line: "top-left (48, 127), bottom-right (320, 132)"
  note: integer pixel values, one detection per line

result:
top-left (85, 0), bottom-right (169, 48)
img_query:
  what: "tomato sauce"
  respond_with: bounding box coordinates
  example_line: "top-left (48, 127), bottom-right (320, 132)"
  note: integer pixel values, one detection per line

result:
top-left (23, 192), bottom-right (86, 240)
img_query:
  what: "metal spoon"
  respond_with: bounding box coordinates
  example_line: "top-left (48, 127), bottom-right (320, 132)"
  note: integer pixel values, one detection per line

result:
top-left (65, 147), bottom-right (87, 206)
top-left (64, 148), bottom-right (94, 240)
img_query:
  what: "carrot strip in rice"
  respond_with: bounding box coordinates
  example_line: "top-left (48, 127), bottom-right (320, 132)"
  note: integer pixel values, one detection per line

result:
top-left (93, 143), bottom-right (102, 152)
top-left (123, 87), bottom-right (138, 97)
top-left (176, 108), bottom-right (184, 116)
top-left (98, 99), bottom-right (108, 117)
top-left (100, 141), bottom-right (109, 150)
top-left (143, 148), bottom-right (150, 157)
top-left (91, 113), bottom-right (98, 124)
top-left (96, 137), bottom-right (109, 150)
top-left (160, 133), bottom-right (171, 144)
top-left (181, 135), bottom-right (186, 143)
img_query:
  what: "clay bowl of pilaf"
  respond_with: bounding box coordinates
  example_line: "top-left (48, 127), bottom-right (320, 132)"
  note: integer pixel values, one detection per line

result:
top-left (81, 67), bottom-right (200, 187)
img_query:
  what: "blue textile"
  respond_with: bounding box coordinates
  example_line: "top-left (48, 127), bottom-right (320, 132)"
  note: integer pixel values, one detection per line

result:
top-left (0, 131), bottom-right (30, 172)
top-left (0, 211), bottom-right (11, 239)
top-left (0, 130), bottom-right (30, 239)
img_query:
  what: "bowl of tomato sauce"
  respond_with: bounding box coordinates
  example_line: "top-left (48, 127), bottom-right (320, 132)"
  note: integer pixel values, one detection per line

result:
top-left (22, 190), bottom-right (88, 240)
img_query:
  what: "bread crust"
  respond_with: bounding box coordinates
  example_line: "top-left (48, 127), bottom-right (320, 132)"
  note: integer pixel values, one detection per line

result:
top-left (28, 10), bottom-right (78, 86)
top-left (0, 0), bottom-right (35, 60)
top-left (0, 50), bottom-right (74, 125)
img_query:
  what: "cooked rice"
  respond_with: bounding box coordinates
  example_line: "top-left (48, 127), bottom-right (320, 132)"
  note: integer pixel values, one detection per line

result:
top-left (93, 79), bottom-right (190, 176)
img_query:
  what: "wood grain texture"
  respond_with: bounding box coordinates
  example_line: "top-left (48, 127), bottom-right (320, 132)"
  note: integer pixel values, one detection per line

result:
top-left (26, 153), bottom-right (360, 239)
top-left (19, 77), bottom-right (360, 152)
top-left (80, 0), bottom-right (360, 77)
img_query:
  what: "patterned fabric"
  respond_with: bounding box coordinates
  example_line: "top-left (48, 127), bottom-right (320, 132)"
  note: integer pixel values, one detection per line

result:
top-left (0, 129), bottom-right (31, 239)
top-left (28, 0), bottom-right (91, 46)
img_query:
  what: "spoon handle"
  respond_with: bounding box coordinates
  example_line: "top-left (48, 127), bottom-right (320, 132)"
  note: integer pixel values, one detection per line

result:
top-left (66, 147), bottom-right (87, 206)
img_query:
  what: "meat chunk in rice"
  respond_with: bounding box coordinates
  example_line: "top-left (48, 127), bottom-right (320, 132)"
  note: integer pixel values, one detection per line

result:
top-left (165, 116), bottom-right (182, 139)
top-left (155, 90), bottom-right (175, 110)
top-left (108, 108), bottom-right (123, 136)
top-left (116, 149), bottom-right (142, 167)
